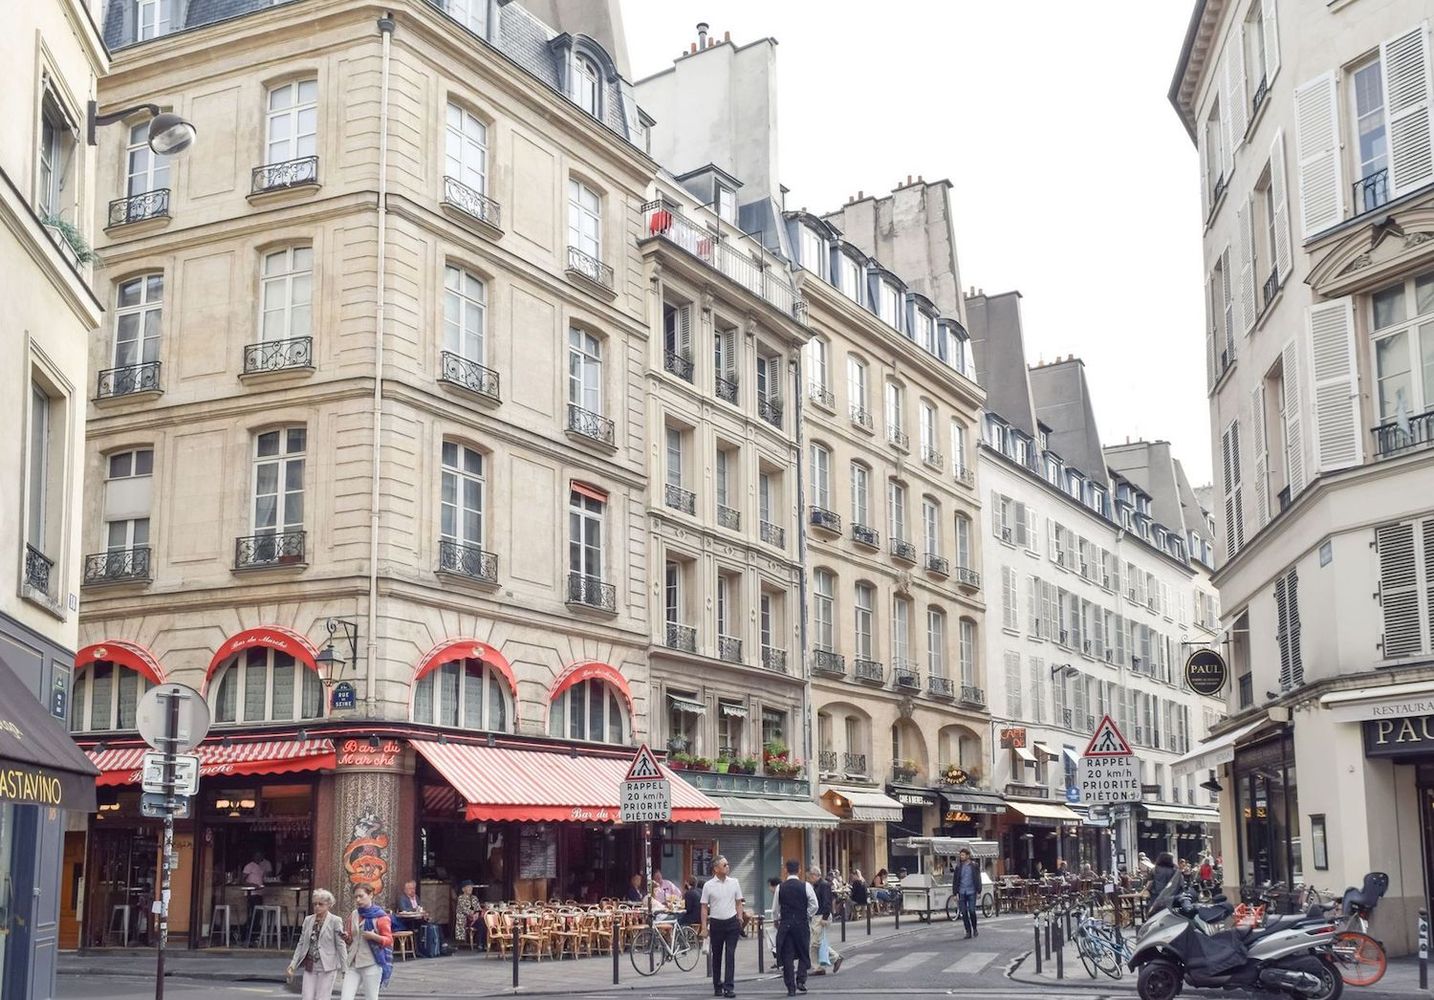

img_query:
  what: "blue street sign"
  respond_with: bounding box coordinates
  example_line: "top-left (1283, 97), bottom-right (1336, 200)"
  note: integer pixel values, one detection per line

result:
top-left (331, 681), bottom-right (357, 710)
top-left (1065, 785), bottom-right (1080, 804)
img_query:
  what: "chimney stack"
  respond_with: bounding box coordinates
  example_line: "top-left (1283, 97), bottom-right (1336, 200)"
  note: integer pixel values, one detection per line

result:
top-left (689, 42), bottom-right (697, 55)
top-left (696, 22), bottom-right (708, 48)
top-left (723, 30), bottom-right (730, 42)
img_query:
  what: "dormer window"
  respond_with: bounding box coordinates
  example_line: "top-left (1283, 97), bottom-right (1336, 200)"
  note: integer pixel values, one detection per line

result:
top-left (878, 280), bottom-right (901, 328)
top-left (799, 226), bottom-right (827, 280)
top-left (716, 183), bottom-right (736, 224)
top-left (837, 253), bottom-right (862, 302)
top-left (914, 311), bottom-right (935, 352)
top-left (1045, 455), bottom-right (1061, 485)
top-left (574, 55), bottom-right (600, 117)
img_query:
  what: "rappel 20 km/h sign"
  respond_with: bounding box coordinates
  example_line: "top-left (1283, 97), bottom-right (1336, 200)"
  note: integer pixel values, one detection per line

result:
top-left (1079, 715), bottom-right (1142, 804)
top-left (619, 743), bottom-right (671, 824)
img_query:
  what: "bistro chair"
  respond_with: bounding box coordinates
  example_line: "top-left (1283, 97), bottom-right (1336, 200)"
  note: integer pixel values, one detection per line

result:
top-left (482, 909), bottom-right (512, 959)
top-left (207, 905), bottom-right (233, 948)
top-left (551, 910), bottom-right (584, 959)
top-left (106, 904), bottom-right (133, 947)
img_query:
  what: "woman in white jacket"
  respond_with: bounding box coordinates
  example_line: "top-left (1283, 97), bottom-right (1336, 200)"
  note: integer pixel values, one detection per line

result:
top-left (287, 889), bottom-right (349, 1000)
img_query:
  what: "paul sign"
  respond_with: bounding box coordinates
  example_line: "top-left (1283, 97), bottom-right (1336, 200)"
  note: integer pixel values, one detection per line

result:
top-left (1184, 649), bottom-right (1228, 697)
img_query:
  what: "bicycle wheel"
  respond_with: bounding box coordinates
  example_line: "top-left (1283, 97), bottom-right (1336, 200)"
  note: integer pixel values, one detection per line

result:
top-left (1330, 931), bottom-right (1386, 986)
top-left (628, 927), bottom-right (663, 977)
top-left (671, 925), bottom-right (701, 972)
top-left (981, 892), bottom-right (993, 918)
top-left (1089, 929), bottom-right (1123, 978)
top-left (1073, 930), bottom-right (1098, 979)
top-left (945, 895), bottom-right (960, 922)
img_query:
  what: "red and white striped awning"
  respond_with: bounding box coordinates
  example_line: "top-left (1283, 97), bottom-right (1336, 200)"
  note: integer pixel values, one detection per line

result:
top-left (412, 741), bottom-right (720, 823)
top-left (87, 739), bottom-right (337, 787)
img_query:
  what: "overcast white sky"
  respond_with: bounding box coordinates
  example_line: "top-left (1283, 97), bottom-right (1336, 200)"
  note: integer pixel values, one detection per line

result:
top-left (621, 1), bottom-right (1212, 485)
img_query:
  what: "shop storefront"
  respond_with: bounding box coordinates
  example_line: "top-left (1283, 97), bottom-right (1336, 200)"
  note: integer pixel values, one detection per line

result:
top-left (685, 794), bottom-right (837, 900)
top-left (884, 783), bottom-right (940, 856)
top-left (1230, 730), bottom-right (1299, 889)
top-left (1074, 806), bottom-right (1116, 872)
top-left (1135, 803), bottom-right (1220, 863)
top-left (998, 799), bottom-right (1082, 877)
top-left (818, 786), bottom-right (904, 876)
top-left (937, 785), bottom-right (1007, 842)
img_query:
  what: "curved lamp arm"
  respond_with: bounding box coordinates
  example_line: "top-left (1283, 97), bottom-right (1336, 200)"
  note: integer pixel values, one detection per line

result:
top-left (86, 101), bottom-right (161, 146)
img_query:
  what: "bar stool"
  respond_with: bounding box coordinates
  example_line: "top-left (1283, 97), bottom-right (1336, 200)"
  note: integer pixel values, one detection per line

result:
top-left (251, 905), bottom-right (284, 948)
top-left (392, 930), bottom-right (416, 961)
top-left (106, 904), bottom-right (132, 947)
top-left (208, 905), bottom-right (232, 948)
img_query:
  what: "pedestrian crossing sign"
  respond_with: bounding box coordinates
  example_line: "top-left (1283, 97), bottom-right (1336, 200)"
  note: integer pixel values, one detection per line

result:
top-left (625, 743), bottom-right (664, 780)
top-left (1083, 715), bottom-right (1133, 757)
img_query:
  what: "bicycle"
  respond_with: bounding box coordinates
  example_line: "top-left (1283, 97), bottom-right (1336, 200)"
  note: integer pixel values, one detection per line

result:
top-left (628, 918), bottom-right (701, 976)
top-left (1070, 904), bottom-right (1133, 980)
top-left (1322, 874), bottom-right (1390, 987)
top-left (943, 889), bottom-right (995, 923)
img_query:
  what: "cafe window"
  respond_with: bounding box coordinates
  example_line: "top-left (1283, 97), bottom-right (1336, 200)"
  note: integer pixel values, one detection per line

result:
top-left (1234, 735), bottom-right (1300, 887)
top-left (548, 677), bottom-right (626, 744)
top-left (211, 646), bottom-right (323, 724)
top-left (411, 658), bottom-right (510, 732)
top-left (70, 661), bottom-right (153, 732)
top-left (761, 707), bottom-right (786, 748)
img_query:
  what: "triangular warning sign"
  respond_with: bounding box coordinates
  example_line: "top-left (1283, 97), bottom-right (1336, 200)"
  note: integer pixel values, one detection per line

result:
top-left (1083, 715), bottom-right (1133, 756)
top-left (625, 743), bottom-right (664, 780)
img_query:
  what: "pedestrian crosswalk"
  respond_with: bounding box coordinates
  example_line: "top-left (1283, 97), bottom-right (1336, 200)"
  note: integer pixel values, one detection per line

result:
top-left (941, 951), bottom-right (999, 974)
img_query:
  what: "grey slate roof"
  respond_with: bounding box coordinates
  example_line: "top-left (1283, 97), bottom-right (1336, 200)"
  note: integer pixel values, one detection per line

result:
top-left (1028, 359), bottom-right (1110, 490)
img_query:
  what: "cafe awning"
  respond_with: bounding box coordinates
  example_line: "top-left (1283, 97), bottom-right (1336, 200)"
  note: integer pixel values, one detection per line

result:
top-left (87, 738), bottom-right (337, 787)
top-left (706, 794), bottom-right (838, 829)
top-left (1171, 718), bottom-right (1268, 776)
top-left (718, 703), bottom-right (748, 717)
top-left (1032, 742), bottom-right (1057, 761)
top-left (1012, 746), bottom-right (1036, 764)
top-left (1007, 800), bottom-right (1082, 824)
top-left (413, 740), bottom-right (720, 823)
top-left (0, 657), bottom-right (99, 812)
top-left (939, 787), bottom-right (1008, 815)
top-left (1140, 804), bottom-right (1221, 825)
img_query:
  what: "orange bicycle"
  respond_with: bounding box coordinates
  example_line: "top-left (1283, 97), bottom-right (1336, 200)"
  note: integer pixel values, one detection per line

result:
top-left (1321, 873), bottom-right (1389, 987)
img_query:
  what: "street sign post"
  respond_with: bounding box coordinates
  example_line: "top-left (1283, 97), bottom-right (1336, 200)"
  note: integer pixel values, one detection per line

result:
top-left (136, 683), bottom-right (210, 1000)
top-left (620, 744), bottom-right (671, 917)
top-left (1078, 715), bottom-right (1141, 804)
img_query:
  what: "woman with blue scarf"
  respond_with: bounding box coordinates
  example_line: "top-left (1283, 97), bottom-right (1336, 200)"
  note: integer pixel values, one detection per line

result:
top-left (340, 886), bottom-right (393, 1000)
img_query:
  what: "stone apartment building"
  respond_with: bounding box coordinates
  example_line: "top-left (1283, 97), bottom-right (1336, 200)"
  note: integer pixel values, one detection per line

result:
top-left (1172, 0), bottom-right (1434, 951)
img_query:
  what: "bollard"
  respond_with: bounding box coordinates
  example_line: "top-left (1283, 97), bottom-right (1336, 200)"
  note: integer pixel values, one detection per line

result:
top-left (647, 911), bottom-right (655, 976)
top-left (866, 903), bottom-right (872, 937)
top-left (1044, 910), bottom-right (1052, 961)
top-left (1065, 903), bottom-right (1073, 939)
top-left (1055, 919), bottom-right (1064, 980)
top-left (757, 915), bottom-right (766, 975)
top-left (841, 903), bottom-right (847, 943)
top-left (895, 898), bottom-right (901, 931)
top-left (512, 914), bottom-right (520, 988)
top-left (1033, 914), bottom-right (1042, 975)
top-left (612, 917), bottom-right (620, 985)
top-left (1420, 907), bottom-right (1429, 991)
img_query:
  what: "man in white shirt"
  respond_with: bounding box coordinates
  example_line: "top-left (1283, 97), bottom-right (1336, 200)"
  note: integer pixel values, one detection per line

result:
top-left (699, 856), bottom-right (745, 998)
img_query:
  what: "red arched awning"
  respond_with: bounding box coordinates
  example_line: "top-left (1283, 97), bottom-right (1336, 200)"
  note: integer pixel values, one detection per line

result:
top-left (547, 661), bottom-right (633, 714)
top-left (204, 625), bottom-right (320, 692)
top-left (413, 638), bottom-right (518, 698)
top-left (75, 640), bottom-right (166, 686)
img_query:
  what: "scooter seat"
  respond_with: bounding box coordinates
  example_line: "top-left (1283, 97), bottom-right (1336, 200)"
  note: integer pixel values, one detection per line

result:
top-left (1244, 913), bottom-right (1316, 939)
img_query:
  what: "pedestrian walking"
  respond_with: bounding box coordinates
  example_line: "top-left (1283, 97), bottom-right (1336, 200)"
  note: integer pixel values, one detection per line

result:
top-left (340, 885), bottom-right (393, 1000)
top-left (952, 848), bottom-right (981, 940)
top-left (286, 889), bottom-right (348, 1000)
top-left (699, 856), bottom-right (744, 998)
top-left (806, 867), bottom-right (842, 974)
top-left (774, 860), bottom-right (816, 996)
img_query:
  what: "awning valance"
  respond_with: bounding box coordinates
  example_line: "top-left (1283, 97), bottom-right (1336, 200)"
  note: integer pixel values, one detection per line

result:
top-left (939, 788), bottom-right (1008, 815)
top-left (718, 703), bottom-right (748, 717)
top-left (1032, 742), bottom-right (1057, 761)
top-left (0, 657), bottom-right (99, 812)
top-left (820, 786), bottom-right (905, 822)
top-left (1013, 746), bottom-right (1036, 764)
top-left (1140, 803), bottom-right (1221, 825)
top-left (1319, 681), bottom-right (1434, 722)
top-left (1008, 800), bottom-right (1082, 825)
top-left (706, 794), bottom-right (838, 829)
top-left (1062, 747), bottom-right (1080, 765)
top-left (413, 741), bottom-right (720, 823)
top-left (668, 696), bottom-right (707, 716)
top-left (87, 738), bottom-right (337, 788)
top-left (1171, 718), bottom-right (1268, 776)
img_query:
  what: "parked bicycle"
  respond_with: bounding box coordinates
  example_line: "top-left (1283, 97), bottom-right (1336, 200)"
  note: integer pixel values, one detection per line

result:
top-left (1322, 874), bottom-right (1389, 987)
top-left (629, 918), bottom-right (701, 976)
top-left (1070, 901), bottom-right (1134, 980)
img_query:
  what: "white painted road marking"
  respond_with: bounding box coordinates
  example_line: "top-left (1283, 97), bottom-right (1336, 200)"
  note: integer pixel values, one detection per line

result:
top-left (942, 951), bottom-right (999, 973)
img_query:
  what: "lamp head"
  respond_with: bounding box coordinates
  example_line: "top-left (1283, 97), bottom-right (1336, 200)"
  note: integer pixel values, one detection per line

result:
top-left (148, 112), bottom-right (196, 154)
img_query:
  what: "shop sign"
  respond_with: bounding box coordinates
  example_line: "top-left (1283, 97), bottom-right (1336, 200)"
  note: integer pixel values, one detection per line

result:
top-left (943, 810), bottom-right (972, 823)
top-left (0, 766), bottom-right (65, 806)
top-left (337, 738), bottom-right (402, 769)
top-left (331, 682), bottom-right (357, 711)
top-left (570, 807), bottom-right (615, 822)
top-left (1363, 714), bottom-right (1434, 758)
top-left (1184, 649), bottom-right (1228, 696)
top-left (1331, 693), bottom-right (1434, 723)
top-left (999, 727), bottom-right (1027, 749)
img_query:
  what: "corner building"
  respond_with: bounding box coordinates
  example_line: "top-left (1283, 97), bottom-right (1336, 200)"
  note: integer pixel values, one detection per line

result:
top-left (1172, 0), bottom-right (1434, 953)
top-left (69, 0), bottom-right (717, 949)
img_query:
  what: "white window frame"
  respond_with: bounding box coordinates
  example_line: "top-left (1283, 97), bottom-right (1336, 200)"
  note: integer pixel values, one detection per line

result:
top-left (441, 440), bottom-right (486, 548)
top-left (922, 498), bottom-right (940, 556)
top-left (412, 657), bottom-right (511, 731)
top-left (573, 54), bottom-right (600, 117)
top-left (888, 481), bottom-right (907, 542)
top-left (813, 570), bottom-right (835, 651)
top-left (260, 247), bottom-right (313, 344)
top-left (126, 119), bottom-right (171, 196)
top-left (567, 178), bottom-right (602, 260)
top-left (113, 273), bottom-right (164, 368)
top-left (851, 462), bottom-right (870, 527)
top-left (800, 226), bottom-right (827, 279)
top-left (265, 79), bottom-right (318, 165)
top-left (1370, 272), bottom-right (1434, 422)
top-left (212, 647), bottom-right (323, 724)
top-left (70, 661), bottom-right (153, 733)
top-left (927, 608), bottom-right (946, 677)
top-left (810, 443), bottom-right (832, 510)
top-left (959, 618), bottom-right (977, 685)
top-left (568, 489), bottom-right (604, 581)
top-left (550, 678), bottom-right (627, 744)
top-left (444, 101), bottom-right (489, 194)
top-left (251, 427), bottom-right (306, 534)
top-left (854, 583), bottom-right (874, 659)
top-left (135, 0), bottom-right (173, 40)
top-left (568, 327), bottom-right (602, 414)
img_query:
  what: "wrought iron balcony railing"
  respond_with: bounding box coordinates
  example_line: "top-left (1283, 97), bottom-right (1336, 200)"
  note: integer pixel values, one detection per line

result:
top-left (1372, 408), bottom-right (1434, 459)
top-left (808, 383), bottom-right (834, 409)
top-left (716, 375), bottom-right (738, 404)
top-left (665, 622), bottom-right (697, 652)
top-left (566, 245), bottom-right (614, 290)
top-left (1061, 708), bottom-right (1074, 729)
top-left (716, 503), bottom-right (740, 530)
top-left (234, 530), bottom-right (306, 569)
top-left (843, 751), bottom-right (868, 776)
top-left (818, 749), bottom-right (838, 774)
top-left (717, 635), bottom-right (742, 663)
top-left (758, 396), bottom-right (783, 428)
top-left (108, 188), bottom-right (170, 227)
top-left (960, 684), bottom-right (986, 707)
top-left (851, 523), bottom-right (879, 548)
top-left (24, 544), bottom-right (53, 597)
top-left (759, 520), bottom-right (785, 549)
top-left (924, 552), bottom-right (949, 576)
top-left (1251, 74), bottom-right (1268, 115)
top-left (890, 538), bottom-right (917, 563)
top-left (888, 427), bottom-right (909, 451)
top-left (927, 675), bottom-right (956, 699)
top-left (441, 175), bottom-right (502, 230)
top-left (1262, 267), bottom-right (1280, 310)
top-left (850, 405), bottom-right (873, 431)
top-left (97, 361), bottom-right (161, 399)
top-left (922, 448), bottom-right (944, 470)
top-left (894, 663), bottom-right (921, 690)
top-left (1211, 172), bottom-right (1227, 211)
top-left (664, 350), bottom-right (694, 383)
top-left (252, 156), bottom-right (319, 195)
top-left (1353, 169), bottom-right (1390, 217)
top-left (955, 566), bottom-right (981, 589)
top-left (811, 649), bottom-right (846, 677)
top-left (853, 658), bottom-right (885, 684)
top-left (244, 337), bottom-right (313, 375)
top-left (664, 483), bottom-right (695, 514)
top-left (567, 572), bottom-right (616, 613)
top-left (954, 466), bottom-right (975, 488)
top-left (761, 645), bottom-right (787, 673)
top-left (439, 350), bottom-right (501, 402)
top-left (83, 547), bottom-right (152, 586)
top-left (567, 403), bottom-right (614, 446)
top-left (809, 506), bottom-right (841, 533)
top-left (437, 538), bottom-right (498, 584)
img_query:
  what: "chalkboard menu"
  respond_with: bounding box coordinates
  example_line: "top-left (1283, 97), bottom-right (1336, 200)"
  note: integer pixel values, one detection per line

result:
top-left (518, 828), bottom-right (556, 879)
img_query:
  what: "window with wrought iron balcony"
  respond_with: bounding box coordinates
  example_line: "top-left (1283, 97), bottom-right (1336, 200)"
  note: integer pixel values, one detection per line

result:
top-left (927, 674), bottom-right (955, 699)
top-left (252, 80), bottom-right (319, 197)
top-left (853, 658), bottom-right (884, 684)
top-left (851, 523), bottom-right (879, 549)
top-left (664, 619), bottom-right (697, 653)
top-left (234, 529), bottom-right (306, 570)
top-left (662, 303), bottom-right (695, 383)
top-left (566, 331), bottom-right (614, 448)
top-left (437, 537), bottom-right (498, 586)
top-left (893, 661), bottom-right (921, 690)
top-left (567, 179), bottom-right (612, 294)
top-left (890, 536), bottom-right (917, 564)
top-left (759, 519), bottom-right (785, 549)
top-left (808, 505), bottom-right (841, 534)
top-left (441, 102), bottom-right (502, 236)
top-left (760, 645), bottom-right (787, 673)
top-left (83, 546), bottom-right (152, 587)
top-left (922, 447), bottom-right (944, 471)
top-left (811, 648), bottom-right (846, 678)
top-left (23, 544), bottom-right (55, 601)
top-left (566, 571), bottom-right (616, 614)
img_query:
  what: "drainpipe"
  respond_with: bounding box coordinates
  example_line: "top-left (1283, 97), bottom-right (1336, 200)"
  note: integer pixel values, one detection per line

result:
top-left (791, 352), bottom-right (814, 865)
top-left (367, 12), bottom-right (394, 716)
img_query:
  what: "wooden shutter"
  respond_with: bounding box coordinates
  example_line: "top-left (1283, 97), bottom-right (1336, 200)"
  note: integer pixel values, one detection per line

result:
top-left (1250, 383), bottom-right (1270, 531)
top-left (1198, 128), bottom-right (1210, 222)
top-left (1262, 0), bottom-right (1281, 82)
top-left (991, 491), bottom-right (1002, 538)
top-left (1028, 576), bottom-right (1040, 634)
top-left (1237, 201), bottom-right (1257, 333)
top-left (1025, 506), bottom-right (1038, 553)
top-left (1220, 248), bottom-right (1236, 361)
top-left (1274, 572), bottom-right (1292, 687)
top-left (1307, 298), bottom-right (1362, 472)
top-left (1270, 129), bottom-right (1293, 280)
top-left (1381, 24), bottom-right (1434, 197)
top-left (678, 306), bottom-right (692, 360)
top-left (1219, 54), bottom-right (1235, 181)
top-left (1206, 319), bottom-right (1218, 391)
top-left (1293, 72), bottom-right (1344, 237)
top-left (1014, 502), bottom-right (1029, 547)
top-left (1376, 522), bottom-right (1423, 657)
top-left (1280, 338), bottom-right (1307, 495)
top-left (1222, 420), bottom-right (1245, 557)
top-left (1226, 36), bottom-right (1250, 147)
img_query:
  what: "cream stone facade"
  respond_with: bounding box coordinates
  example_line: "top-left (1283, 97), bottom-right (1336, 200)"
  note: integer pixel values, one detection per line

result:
top-left (1172, 0), bottom-right (1434, 953)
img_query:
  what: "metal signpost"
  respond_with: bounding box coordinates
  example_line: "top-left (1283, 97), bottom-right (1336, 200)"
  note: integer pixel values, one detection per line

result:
top-left (135, 683), bottom-right (210, 1000)
top-left (1078, 715), bottom-right (1141, 804)
top-left (620, 743), bottom-right (671, 962)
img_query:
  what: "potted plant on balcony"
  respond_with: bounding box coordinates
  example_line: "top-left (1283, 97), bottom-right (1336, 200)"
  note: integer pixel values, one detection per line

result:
top-left (715, 754), bottom-right (732, 774)
top-left (762, 739), bottom-right (790, 766)
top-left (667, 736), bottom-right (690, 754)
top-left (40, 214), bottom-right (101, 266)
top-left (893, 758), bottom-right (919, 782)
top-left (689, 756), bottom-right (713, 772)
top-left (669, 751), bottom-right (695, 770)
top-left (730, 756), bottom-right (758, 775)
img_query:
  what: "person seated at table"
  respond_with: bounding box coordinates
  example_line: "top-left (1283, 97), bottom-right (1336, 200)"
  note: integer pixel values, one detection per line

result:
top-left (395, 881), bottom-right (426, 925)
top-left (454, 881), bottom-right (482, 946)
top-left (848, 869), bottom-right (869, 909)
top-left (679, 880), bottom-right (702, 926)
top-left (624, 873), bottom-right (645, 903)
top-left (871, 869), bottom-right (893, 906)
top-left (651, 869), bottom-right (681, 907)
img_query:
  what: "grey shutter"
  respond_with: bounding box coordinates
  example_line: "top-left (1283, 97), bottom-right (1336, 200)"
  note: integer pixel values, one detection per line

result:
top-left (1425, 518), bottom-right (1434, 650)
top-left (1198, 128), bottom-right (1210, 222)
top-left (1281, 338), bottom-right (1307, 495)
top-left (1380, 24), bottom-right (1434, 197)
top-left (1237, 200), bottom-right (1257, 334)
top-left (1270, 129), bottom-right (1293, 280)
top-left (1307, 298), bottom-right (1362, 471)
top-left (1226, 35), bottom-right (1250, 146)
top-left (1250, 383), bottom-right (1270, 531)
top-left (678, 306), bottom-right (692, 361)
top-left (1286, 569), bottom-right (1302, 686)
top-left (1377, 522), bottom-right (1423, 657)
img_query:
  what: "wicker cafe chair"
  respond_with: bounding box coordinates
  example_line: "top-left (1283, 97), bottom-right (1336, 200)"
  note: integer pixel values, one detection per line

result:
top-left (482, 909), bottom-right (513, 959)
top-left (551, 909), bottom-right (585, 959)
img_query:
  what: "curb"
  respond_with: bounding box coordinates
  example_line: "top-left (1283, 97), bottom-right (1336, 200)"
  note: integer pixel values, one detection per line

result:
top-left (1004, 948), bottom-right (1138, 992)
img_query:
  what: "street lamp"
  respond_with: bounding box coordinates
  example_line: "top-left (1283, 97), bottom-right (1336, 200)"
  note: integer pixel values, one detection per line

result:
top-left (1050, 662), bottom-right (1079, 679)
top-left (87, 101), bottom-right (197, 153)
top-left (314, 617), bottom-right (359, 686)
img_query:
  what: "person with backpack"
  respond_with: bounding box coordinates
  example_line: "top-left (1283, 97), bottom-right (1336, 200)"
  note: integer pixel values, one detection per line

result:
top-left (951, 848), bottom-right (981, 939)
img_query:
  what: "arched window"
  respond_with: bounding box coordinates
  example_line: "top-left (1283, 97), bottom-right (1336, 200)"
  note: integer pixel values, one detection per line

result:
top-left (809, 443), bottom-right (832, 510)
top-left (549, 678), bottom-right (626, 743)
top-left (211, 646), bottom-right (322, 724)
top-left (926, 607), bottom-right (947, 677)
top-left (440, 441), bottom-right (486, 551)
top-left (959, 617), bottom-right (978, 684)
top-left (444, 102), bottom-right (489, 195)
top-left (412, 657), bottom-right (510, 731)
top-left (70, 661), bottom-right (154, 732)
top-left (574, 55), bottom-right (600, 116)
top-left (260, 247), bottom-right (313, 344)
top-left (443, 265), bottom-right (486, 363)
top-left (113, 273), bottom-right (164, 374)
top-left (955, 513), bottom-right (973, 570)
top-left (812, 569), bottom-right (836, 652)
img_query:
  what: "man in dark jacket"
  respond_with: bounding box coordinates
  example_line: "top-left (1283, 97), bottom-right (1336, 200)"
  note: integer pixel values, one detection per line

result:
top-left (774, 860), bottom-right (816, 996)
top-left (1147, 852), bottom-right (1182, 915)
top-left (807, 867), bottom-right (842, 973)
top-left (952, 848), bottom-right (981, 939)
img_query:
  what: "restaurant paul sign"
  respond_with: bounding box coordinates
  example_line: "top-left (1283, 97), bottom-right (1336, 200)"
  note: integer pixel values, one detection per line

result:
top-left (1364, 714), bottom-right (1434, 758)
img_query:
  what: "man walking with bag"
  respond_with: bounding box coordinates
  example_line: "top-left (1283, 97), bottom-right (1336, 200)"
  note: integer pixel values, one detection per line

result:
top-left (952, 848), bottom-right (981, 940)
top-left (774, 860), bottom-right (816, 996)
top-left (699, 856), bottom-right (744, 998)
top-left (807, 867), bottom-right (842, 974)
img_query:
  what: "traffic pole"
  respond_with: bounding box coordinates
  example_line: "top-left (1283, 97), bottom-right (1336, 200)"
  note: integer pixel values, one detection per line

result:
top-left (840, 902), bottom-right (846, 943)
top-left (1055, 919), bottom-right (1064, 979)
top-left (1044, 908), bottom-right (1052, 960)
top-left (1419, 907), bottom-right (1428, 991)
top-left (757, 915), bottom-right (765, 974)
top-left (512, 911), bottom-right (520, 987)
top-left (612, 917), bottom-right (619, 985)
top-left (865, 901), bottom-right (871, 936)
top-left (154, 689), bottom-right (179, 1000)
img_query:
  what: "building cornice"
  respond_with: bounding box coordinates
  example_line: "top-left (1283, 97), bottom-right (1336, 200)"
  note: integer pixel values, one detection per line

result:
top-left (60, 0), bottom-right (111, 74)
top-left (1168, 0), bottom-right (1226, 142)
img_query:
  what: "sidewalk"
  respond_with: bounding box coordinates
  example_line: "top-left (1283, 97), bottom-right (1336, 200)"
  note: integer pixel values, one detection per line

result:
top-left (60, 912), bottom-right (911, 996)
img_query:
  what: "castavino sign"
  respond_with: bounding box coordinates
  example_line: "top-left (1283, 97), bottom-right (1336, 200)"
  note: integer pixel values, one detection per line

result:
top-left (1363, 714), bottom-right (1434, 758)
top-left (1184, 649), bottom-right (1228, 697)
top-left (0, 766), bottom-right (65, 806)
